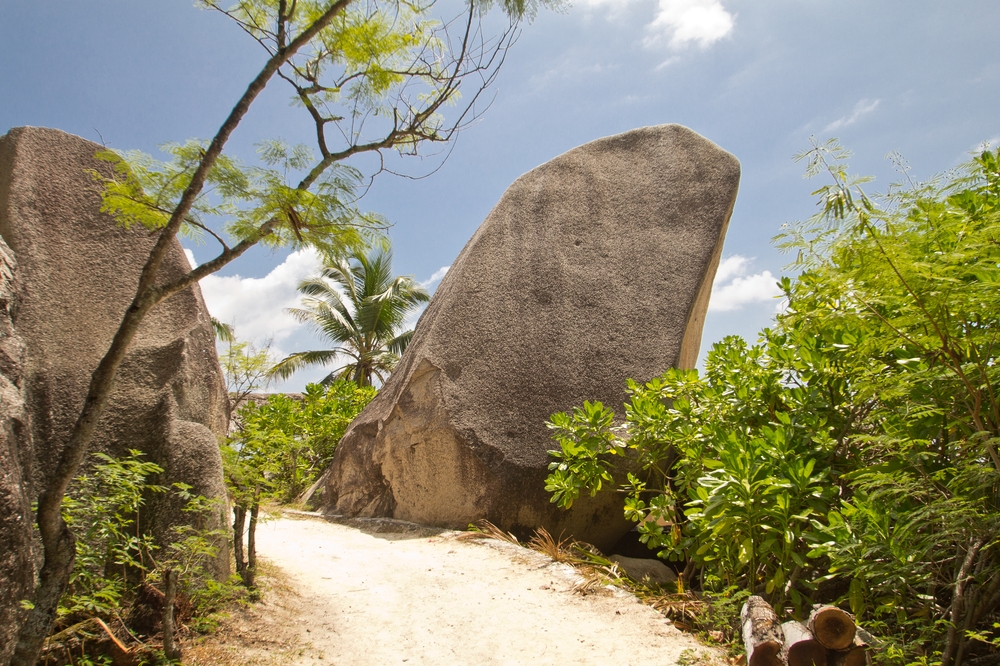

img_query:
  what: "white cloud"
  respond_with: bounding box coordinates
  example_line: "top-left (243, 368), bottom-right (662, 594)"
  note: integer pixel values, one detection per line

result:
top-left (712, 254), bottom-right (749, 285)
top-left (183, 248), bottom-right (197, 269)
top-left (645, 0), bottom-right (735, 50)
top-left (194, 247), bottom-right (324, 353)
top-left (823, 98), bottom-right (881, 133)
top-left (420, 265), bottom-right (450, 289)
top-left (708, 255), bottom-right (783, 312)
top-left (572, 0), bottom-right (734, 51)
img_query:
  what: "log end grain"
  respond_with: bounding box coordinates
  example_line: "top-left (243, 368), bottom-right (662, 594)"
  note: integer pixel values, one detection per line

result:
top-left (808, 606), bottom-right (856, 650)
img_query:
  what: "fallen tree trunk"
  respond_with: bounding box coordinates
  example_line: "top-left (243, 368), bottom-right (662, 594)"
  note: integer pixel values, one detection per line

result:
top-left (808, 605), bottom-right (856, 650)
top-left (742, 596), bottom-right (784, 666)
top-left (781, 620), bottom-right (826, 666)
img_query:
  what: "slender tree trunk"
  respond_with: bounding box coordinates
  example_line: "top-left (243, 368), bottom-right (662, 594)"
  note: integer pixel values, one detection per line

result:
top-left (162, 569), bottom-right (181, 662)
top-left (12, 297), bottom-right (156, 665)
top-left (233, 504), bottom-right (247, 583)
top-left (247, 487), bottom-right (261, 589)
top-left (942, 539), bottom-right (983, 666)
top-left (9, 525), bottom-right (76, 665)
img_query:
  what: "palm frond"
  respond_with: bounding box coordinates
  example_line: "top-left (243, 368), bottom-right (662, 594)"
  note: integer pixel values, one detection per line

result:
top-left (266, 349), bottom-right (341, 381)
top-left (276, 245), bottom-right (430, 385)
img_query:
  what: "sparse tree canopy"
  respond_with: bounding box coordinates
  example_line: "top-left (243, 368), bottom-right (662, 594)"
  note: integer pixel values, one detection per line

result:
top-left (12, 1), bottom-right (557, 662)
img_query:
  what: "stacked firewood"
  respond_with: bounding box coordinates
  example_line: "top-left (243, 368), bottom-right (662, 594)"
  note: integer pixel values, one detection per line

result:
top-left (741, 596), bottom-right (873, 666)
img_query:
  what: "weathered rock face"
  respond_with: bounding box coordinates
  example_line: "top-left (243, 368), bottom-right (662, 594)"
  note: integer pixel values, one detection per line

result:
top-left (0, 127), bottom-right (230, 650)
top-left (324, 124), bottom-right (740, 549)
top-left (0, 238), bottom-right (35, 665)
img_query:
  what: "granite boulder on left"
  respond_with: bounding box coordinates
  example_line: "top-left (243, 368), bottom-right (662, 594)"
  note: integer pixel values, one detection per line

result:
top-left (0, 126), bottom-right (231, 658)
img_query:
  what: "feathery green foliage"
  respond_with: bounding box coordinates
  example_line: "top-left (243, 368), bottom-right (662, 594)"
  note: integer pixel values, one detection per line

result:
top-left (268, 246), bottom-right (430, 387)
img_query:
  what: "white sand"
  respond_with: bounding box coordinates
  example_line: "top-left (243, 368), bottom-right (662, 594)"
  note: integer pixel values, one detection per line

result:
top-left (252, 515), bottom-right (714, 666)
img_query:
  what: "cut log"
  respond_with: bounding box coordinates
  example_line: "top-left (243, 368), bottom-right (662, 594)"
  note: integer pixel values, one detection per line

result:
top-left (741, 596), bottom-right (785, 666)
top-left (807, 605), bottom-right (856, 650)
top-left (780, 621), bottom-right (826, 666)
top-left (829, 632), bottom-right (872, 666)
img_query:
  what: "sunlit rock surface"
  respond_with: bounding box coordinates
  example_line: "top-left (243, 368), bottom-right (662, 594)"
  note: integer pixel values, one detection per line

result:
top-left (324, 124), bottom-right (740, 550)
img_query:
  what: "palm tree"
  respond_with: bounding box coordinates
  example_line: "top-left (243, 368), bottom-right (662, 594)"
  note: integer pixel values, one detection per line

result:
top-left (268, 247), bottom-right (430, 387)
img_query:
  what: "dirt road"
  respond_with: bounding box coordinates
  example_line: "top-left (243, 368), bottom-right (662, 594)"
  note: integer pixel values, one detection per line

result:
top-left (209, 514), bottom-right (713, 666)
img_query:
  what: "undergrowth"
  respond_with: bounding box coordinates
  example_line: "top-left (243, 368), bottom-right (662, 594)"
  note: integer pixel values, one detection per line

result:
top-left (40, 450), bottom-right (248, 665)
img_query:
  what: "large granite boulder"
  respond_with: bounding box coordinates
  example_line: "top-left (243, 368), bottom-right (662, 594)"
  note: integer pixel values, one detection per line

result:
top-left (0, 238), bottom-right (35, 665)
top-left (323, 124), bottom-right (740, 549)
top-left (0, 127), bottom-right (231, 650)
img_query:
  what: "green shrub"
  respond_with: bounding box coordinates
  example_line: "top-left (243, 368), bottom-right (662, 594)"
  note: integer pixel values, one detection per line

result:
top-left (546, 143), bottom-right (1000, 665)
top-left (60, 450), bottom-right (233, 630)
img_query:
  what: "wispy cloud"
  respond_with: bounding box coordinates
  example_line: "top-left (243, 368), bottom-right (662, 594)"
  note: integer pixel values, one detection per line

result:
top-left (708, 255), bottom-right (783, 312)
top-left (972, 135), bottom-right (1000, 152)
top-left (654, 56), bottom-right (681, 71)
top-left (645, 0), bottom-right (735, 50)
top-left (528, 58), bottom-right (619, 91)
top-left (823, 98), bottom-right (881, 133)
top-left (572, 0), bottom-right (640, 17)
top-left (420, 265), bottom-right (450, 290)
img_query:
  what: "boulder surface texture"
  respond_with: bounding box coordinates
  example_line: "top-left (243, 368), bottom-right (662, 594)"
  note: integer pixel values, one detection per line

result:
top-left (323, 124), bottom-right (740, 549)
top-left (0, 238), bottom-right (34, 665)
top-left (0, 126), bottom-right (230, 658)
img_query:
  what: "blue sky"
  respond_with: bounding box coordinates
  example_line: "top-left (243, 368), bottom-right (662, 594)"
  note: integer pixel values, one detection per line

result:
top-left (2, 1), bottom-right (998, 390)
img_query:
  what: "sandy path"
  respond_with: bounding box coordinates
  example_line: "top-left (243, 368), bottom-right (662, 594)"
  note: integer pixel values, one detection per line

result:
top-left (251, 514), bottom-right (713, 666)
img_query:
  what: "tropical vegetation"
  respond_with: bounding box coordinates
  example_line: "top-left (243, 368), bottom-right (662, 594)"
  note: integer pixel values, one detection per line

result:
top-left (46, 451), bottom-right (238, 664)
top-left (545, 141), bottom-right (1000, 665)
top-left (268, 247), bottom-right (430, 387)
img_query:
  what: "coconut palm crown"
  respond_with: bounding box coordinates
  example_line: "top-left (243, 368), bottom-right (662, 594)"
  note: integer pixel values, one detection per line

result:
top-left (268, 247), bottom-right (430, 387)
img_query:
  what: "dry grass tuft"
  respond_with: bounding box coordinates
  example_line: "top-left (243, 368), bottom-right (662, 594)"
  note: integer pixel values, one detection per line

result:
top-left (456, 519), bottom-right (522, 545)
top-left (459, 521), bottom-right (709, 630)
top-left (526, 526), bottom-right (574, 561)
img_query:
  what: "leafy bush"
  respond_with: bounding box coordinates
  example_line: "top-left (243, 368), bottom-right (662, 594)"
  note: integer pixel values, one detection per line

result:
top-left (225, 380), bottom-right (376, 503)
top-left (54, 450), bottom-right (236, 662)
top-left (60, 451), bottom-right (166, 620)
top-left (546, 144), bottom-right (1000, 665)
top-left (548, 337), bottom-right (837, 611)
